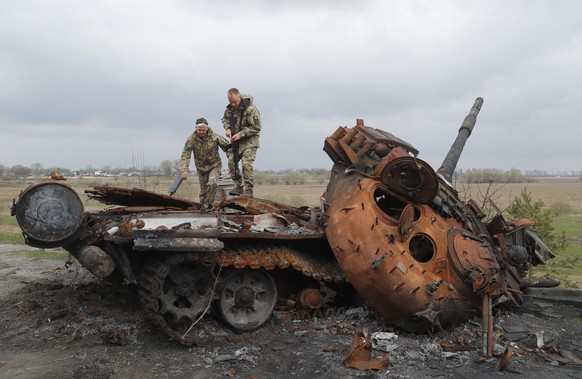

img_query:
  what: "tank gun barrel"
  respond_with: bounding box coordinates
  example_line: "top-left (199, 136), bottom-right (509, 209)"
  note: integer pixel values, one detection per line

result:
top-left (437, 97), bottom-right (483, 183)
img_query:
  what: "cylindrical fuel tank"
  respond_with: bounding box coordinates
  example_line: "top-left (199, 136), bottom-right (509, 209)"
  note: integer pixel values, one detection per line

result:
top-left (71, 245), bottom-right (116, 279)
top-left (13, 181), bottom-right (84, 246)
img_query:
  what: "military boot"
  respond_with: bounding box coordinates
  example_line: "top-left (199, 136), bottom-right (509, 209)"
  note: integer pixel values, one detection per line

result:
top-left (241, 189), bottom-right (254, 198)
top-left (229, 186), bottom-right (243, 196)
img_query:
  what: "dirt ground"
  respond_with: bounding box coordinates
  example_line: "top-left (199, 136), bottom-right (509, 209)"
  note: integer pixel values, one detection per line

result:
top-left (1, 245), bottom-right (581, 379)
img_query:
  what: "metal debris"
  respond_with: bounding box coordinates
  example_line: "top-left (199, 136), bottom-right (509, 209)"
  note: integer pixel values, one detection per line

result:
top-left (370, 332), bottom-right (399, 353)
top-left (10, 98), bottom-right (560, 365)
top-left (343, 331), bottom-right (390, 370)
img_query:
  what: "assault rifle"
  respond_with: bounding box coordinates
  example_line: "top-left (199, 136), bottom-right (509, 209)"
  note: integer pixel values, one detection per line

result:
top-left (231, 140), bottom-right (240, 166)
top-left (168, 175), bottom-right (184, 196)
top-left (228, 117), bottom-right (241, 178)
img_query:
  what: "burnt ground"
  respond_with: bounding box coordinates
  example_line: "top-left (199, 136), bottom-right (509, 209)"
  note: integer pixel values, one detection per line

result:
top-left (0, 245), bottom-right (581, 379)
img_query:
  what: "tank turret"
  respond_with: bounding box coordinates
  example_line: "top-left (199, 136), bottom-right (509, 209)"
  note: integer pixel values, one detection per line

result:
top-left (322, 98), bottom-right (553, 338)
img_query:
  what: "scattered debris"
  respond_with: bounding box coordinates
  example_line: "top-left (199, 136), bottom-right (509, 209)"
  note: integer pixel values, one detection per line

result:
top-left (498, 346), bottom-right (513, 372)
top-left (343, 331), bottom-right (390, 370)
top-left (371, 332), bottom-right (399, 353)
top-left (7, 99), bottom-right (576, 377)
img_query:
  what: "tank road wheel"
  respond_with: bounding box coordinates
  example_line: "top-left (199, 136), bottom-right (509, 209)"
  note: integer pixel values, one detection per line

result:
top-left (160, 260), bottom-right (215, 326)
top-left (138, 254), bottom-right (217, 343)
top-left (218, 268), bottom-right (277, 332)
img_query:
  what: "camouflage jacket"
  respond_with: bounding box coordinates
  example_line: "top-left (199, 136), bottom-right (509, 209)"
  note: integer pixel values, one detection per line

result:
top-left (221, 94), bottom-right (261, 151)
top-left (181, 128), bottom-right (230, 173)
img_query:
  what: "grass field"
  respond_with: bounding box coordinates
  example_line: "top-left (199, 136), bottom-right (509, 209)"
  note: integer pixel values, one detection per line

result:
top-left (2, 175), bottom-right (581, 286)
top-left (456, 178), bottom-right (582, 211)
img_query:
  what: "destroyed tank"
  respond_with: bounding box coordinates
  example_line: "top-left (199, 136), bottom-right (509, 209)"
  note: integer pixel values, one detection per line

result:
top-left (11, 97), bottom-right (554, 349)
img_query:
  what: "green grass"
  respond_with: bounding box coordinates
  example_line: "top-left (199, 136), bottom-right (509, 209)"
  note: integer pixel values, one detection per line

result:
top-left (16, 248), bottom-right (70, 260)
top-left (0, 213), bottom-right (24, 243)
top-left (553, 214), bottom-right (582, 238)
top-left (544, 244), bottom-right (582, 277)
top-left (531, 213), bottom-right (582, 287)
top-left (83, 198), bottom-right (107, 211)
top-left (0, 214), bottom-right (17, 225)
top-left (0, 231), bottom-right (24, 244)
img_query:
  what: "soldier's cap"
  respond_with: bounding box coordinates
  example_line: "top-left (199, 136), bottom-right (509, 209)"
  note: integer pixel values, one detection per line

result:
top-left (195, 117), bottom-right (209, 126)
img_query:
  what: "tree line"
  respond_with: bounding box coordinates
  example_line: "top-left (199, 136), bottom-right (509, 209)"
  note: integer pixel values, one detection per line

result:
top-left (2, 161), bottom-right (581, 183)
top-left (0, 161), bottom-right (332, 182)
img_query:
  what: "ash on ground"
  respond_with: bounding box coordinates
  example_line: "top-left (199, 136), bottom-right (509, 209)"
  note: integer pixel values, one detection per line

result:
top-left (1, 248), bottom-right (581, 379)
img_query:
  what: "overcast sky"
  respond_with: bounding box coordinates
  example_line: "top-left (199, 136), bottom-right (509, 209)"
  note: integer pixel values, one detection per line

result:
top-left (1, 0), bottom-right (581, 174)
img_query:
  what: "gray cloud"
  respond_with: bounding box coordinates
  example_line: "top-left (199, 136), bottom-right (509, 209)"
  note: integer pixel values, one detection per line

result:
top-left (1, 0), bottom-right (581, 173)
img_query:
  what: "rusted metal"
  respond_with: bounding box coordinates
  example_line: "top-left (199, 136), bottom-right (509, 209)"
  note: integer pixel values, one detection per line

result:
top-left (343, 331), bottom-right (390, 370)
top-left (498, 346), bottom-right (514, 372)
top-left (206, 242), bottom-right (346, 283)
top-left (297, 288), bottom-right (323, 309)
top-left (221, 197), bottom-right (313, 221)
top-left (378, 156), bottom-right (439, 203)
top-left (439, 339), bottom-right (472, 352)
top-left (11, 97), bottom-right (556, 349)
top-left (481, 293), bottom-right (494, 357)
top-left (322, 98), bottom-right (554, 334)
top-left (86, 185), bottom-right (195, 208)
top-left (323, 172), bottom-right (501, 331)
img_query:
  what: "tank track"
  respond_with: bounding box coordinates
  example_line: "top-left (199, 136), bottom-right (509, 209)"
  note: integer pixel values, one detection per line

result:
top-left (137, 242), bottom-right (346, 345)
top-left (202, 242), bottom-right (346, 283)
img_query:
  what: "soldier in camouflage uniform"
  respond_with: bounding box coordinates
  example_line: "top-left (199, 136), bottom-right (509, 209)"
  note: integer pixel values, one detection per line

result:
top-left (181, 117), bottom-right (230, 211)
top-left (221, 88), bottom-right (262, 198)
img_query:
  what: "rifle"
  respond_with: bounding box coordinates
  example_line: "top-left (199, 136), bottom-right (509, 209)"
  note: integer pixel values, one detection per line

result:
top-left (226, 140), bottom-right (241, 183)
top-left (168, 175), bottom-right (185, 196)
top-left (232, 140), bottom-right (240, 165)
top-left (228, 116), bottom-right (241, 178)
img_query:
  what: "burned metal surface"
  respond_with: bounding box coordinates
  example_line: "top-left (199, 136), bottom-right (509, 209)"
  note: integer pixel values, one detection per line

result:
top-left (10, 97), bottom-right (556, 355)
top-left (12, 177), bottom-right (345, 341)
top-left (321, 98), bottom-right (553, 344)
top-left (11, 181), bottom-right (85, 246)
top-left (86, 185), bottom-right (196, 208)
top-left (343, 331), bottom-right (390, 371)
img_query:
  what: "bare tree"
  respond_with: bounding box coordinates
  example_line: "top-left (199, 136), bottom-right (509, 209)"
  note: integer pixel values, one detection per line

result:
top-left (11, 164), bottom-right (31, 178)
top-left (457, 169), bottom-right (509, 219)
top-left (132, 147), bottom-right (146, 188)
top-left (30, 163), bottom-right (44, 179)
top-left (159, 160), bottom-right (173, 177)
top-left (172, 159), bottom-right (181, 176)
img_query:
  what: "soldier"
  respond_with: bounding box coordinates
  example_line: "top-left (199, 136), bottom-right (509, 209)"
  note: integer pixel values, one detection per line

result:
top-left (221, 88), bottom-right (262, 198)
top-left (181, 117), bottom-right (230, 211)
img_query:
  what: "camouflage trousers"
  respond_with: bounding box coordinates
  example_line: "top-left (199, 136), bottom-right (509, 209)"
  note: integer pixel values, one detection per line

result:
top-left (198, 165), bottom-right (221, 209)
top-left (227, 147), bottom-right (257, 190)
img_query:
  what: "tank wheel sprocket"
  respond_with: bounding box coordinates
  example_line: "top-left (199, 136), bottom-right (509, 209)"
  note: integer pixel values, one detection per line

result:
top-left (138, 253), bottom-right (217, 344)
top-left (218, 268), bottom-right (277, 332)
